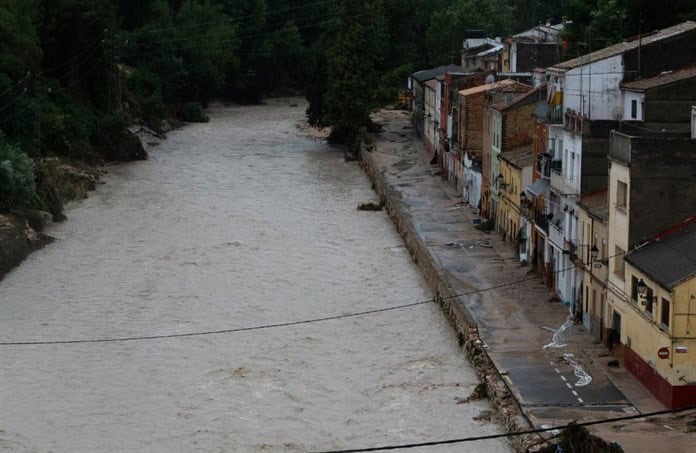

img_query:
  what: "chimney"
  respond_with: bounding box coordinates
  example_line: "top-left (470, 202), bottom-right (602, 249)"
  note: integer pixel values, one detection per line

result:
top-left (546, 19), bottom-right (551, 27)
top-left (495, 36), bottom-right (502, 43)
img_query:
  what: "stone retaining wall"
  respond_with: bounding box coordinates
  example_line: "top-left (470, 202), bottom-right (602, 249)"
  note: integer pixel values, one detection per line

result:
top-left (360, 152), bottom-right (540, 452)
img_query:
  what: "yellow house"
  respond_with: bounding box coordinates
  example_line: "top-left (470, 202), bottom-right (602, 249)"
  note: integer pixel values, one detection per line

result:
top-left (577, 190), bottom-right (609, 339)
top-left (496, 145), bottom-right (532, 262)
top-left (620, 220), bottom-right (696, 409)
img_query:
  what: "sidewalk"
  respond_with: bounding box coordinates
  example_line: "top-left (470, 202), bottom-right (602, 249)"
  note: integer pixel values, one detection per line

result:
top-left (365, 109), bottom-right (695, 451)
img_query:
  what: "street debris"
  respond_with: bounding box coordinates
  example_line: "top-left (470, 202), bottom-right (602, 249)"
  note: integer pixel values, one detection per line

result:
top-left (563, 353), bottom-right (592, 386)
top-left (542, 314), bottom-right (574, 349)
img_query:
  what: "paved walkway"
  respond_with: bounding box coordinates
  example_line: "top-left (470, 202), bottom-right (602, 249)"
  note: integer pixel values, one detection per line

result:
top-left (367, 109), bottom-right (695, 450)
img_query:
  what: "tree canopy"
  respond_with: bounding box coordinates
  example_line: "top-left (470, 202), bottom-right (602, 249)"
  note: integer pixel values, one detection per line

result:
top-left (0, 0), bottom-right (693, 208)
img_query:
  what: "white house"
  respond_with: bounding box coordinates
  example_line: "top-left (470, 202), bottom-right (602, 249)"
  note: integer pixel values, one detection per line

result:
top-left (542, 21), bottom-right (696, 311)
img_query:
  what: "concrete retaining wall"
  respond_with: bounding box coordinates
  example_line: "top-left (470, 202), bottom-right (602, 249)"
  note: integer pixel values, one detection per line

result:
top-left (360, 151), bottom-right (538, 452)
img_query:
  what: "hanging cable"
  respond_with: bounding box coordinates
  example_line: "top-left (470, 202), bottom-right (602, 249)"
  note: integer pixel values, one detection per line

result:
top-left (0, 251), bottom-right (625, 346)
top-left (310, 406), bottom-right (696, 452)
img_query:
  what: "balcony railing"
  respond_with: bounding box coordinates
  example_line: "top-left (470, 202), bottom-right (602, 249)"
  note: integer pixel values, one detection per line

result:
top-left (609, 133), bottom-right (631, 164)
top-left (534, 102), bottom-right (563, 125)
top-left (549, 222), bottom-right (564, 248)
top-left (520, 203), bottom-right (533, 221)
top-left (534, 209), bottom-right (549, 233)
top-left (550, 171), bottom-right (579, 196)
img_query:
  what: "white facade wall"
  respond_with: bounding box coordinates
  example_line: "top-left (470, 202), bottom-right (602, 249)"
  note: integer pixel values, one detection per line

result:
top-left (548, 125), bottom-right (564, 160)
top-left (424, 85), bottom-right (436, 151)
top-left (563, 55), bottom-right (624, 120)
top-left (622, 90), bottom-right (645, 121)
top-left (463, 153), bottom-right (482, 212)
top-left (435, 81), bottom-right (441, 151)
top-left (608, 162), bottom-right (631, 293)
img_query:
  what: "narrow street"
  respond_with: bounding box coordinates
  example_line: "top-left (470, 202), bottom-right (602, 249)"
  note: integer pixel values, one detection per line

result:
top-left (364, 108), bottom-right (695, 452)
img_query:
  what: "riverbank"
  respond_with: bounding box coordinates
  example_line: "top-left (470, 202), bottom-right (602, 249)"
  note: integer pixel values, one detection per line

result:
top-left (0, 125), bottom-right (162, 281)
top-left (360, 108), bottom-right (696, 452)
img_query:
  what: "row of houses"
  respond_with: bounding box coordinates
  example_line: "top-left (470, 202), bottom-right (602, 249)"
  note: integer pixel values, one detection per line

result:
top-left (409, 21), bottom-right (696, 409)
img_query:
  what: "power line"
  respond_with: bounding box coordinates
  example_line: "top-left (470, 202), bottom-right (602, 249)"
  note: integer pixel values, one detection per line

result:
top-left (0, 253), bottom-right (619, 346)
top-left (0, 39), bottom-right (105, 116)
top-left (42, 32), bottom-right (106, 73)
top-left (311, 406), bottom-right (696, 452)
top-left (0, 299), bottom-right (435, 346)
top-left (0, 72), bottom-right (31, 99)
top-left (0, 56), bottom-right (106, 129)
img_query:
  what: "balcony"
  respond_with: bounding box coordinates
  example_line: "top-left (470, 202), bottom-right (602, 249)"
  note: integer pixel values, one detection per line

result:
top-left (609, 132), bottom-right (632, 164)
top-left (520, 202), bottom-right (533, 222)
top-left (549, 221), bottom-right (564, 248)
top-left (534, 101), bottom-right (563, 125)
top-left (534, 208), bottom-right (549, 233)
top-left (550, 171), bottom-right (579, 196)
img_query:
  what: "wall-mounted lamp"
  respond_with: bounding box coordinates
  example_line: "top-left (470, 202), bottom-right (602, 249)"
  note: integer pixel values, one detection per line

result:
top-left (636, 278), bottom-right (657, 306)
top-left (496, 173), bottom-right (507, 189)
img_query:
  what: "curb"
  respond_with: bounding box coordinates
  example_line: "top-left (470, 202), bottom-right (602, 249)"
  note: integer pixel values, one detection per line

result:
top-left (359, 150), bottom-right (541, 452)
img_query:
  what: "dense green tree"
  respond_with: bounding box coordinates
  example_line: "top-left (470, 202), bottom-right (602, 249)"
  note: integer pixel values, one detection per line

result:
top-left (0, 0), bottom-right (43, 144)
top-left (0, 0), bottom-right (693, 210)
top-left (321, 0), bottom-right (389, 150)
top-left (0, 134), bottom-right (36, 208)
top-left (424, 0), bottom-right (513, 66)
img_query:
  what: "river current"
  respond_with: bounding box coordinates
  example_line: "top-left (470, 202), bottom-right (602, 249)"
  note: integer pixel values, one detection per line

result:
top-left (0, 99), bottom-right (509, 452)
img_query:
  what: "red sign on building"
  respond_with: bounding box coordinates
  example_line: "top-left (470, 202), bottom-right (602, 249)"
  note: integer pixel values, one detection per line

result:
top-left (657, 347), bottom-right (670, 359)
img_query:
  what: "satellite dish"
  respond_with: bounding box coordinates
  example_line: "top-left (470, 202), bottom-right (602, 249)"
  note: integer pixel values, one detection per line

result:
top-left (612, 106), bottom-right (624, 121)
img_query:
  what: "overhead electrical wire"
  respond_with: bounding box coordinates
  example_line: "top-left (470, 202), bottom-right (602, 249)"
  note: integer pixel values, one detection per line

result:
top-left (0, 55), bottom-right (105, 128)
top-left (310, 406), bottom-right (696, 452)
top-left (0, 252), bottom-right (625, 346)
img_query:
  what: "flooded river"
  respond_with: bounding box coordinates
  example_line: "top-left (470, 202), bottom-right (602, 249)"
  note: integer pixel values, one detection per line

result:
top-left (0, 99), bottom-right (509, 452)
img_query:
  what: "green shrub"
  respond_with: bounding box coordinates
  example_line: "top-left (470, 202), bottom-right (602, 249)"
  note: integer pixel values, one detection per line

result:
top-left (178, 102), bottom-right (209, 123)
top-left (127, 68), bottom-right (166, 126)
top-left (0, 140), bottom-right (36, 209)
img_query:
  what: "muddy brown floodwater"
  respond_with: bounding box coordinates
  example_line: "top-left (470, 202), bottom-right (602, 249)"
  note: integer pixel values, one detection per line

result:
top-left (0, 99), bottom-right (510, 452)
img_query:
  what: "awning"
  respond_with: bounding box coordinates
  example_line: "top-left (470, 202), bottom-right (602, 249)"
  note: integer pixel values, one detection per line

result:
top-left (526, 179), bottom-right (550, 197)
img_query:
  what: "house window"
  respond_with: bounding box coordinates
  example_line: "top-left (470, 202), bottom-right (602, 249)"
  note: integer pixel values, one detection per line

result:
top-left (645, 287), bottom-right (654, 315)
top-left (614, 246), bottom-right (625, 278)
top-left (631, 275), bottom-right (638, 303)
top-left (631, 99), bottom-right (637, 119)
top-left (616, 181), bottom-right (627, 211)
top-left (661, 298), bottom-right (670, 328)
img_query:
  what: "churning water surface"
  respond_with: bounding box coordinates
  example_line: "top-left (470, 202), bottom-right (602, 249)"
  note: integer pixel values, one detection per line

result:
top-left (0, 99), bottom-right (509, 452)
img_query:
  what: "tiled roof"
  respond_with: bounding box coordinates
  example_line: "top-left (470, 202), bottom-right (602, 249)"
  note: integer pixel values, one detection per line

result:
top-left (621, 65), bottom-right (696, 91)
top-left (578, 190), bottom-right (609, 221)
top-left (500, 145), bottom-right (533, 169)
top-left (490, 84), bottom-right (544, 111)
top-left (550, 21), bottom-right (696, 71)
top-left (624, 219), bottom-right (696, 290)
